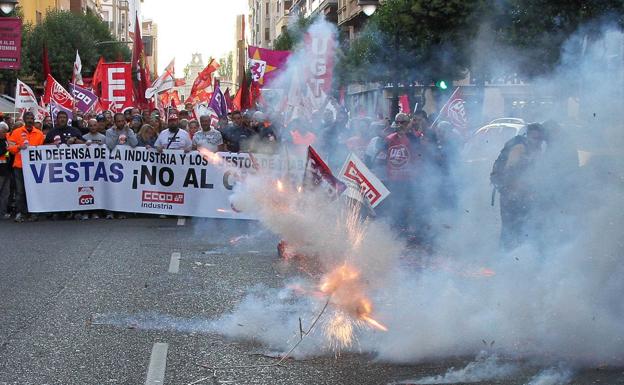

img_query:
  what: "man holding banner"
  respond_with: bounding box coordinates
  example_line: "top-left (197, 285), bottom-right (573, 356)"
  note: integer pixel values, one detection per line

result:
top-left (6, 112), bottom-right (45, 222)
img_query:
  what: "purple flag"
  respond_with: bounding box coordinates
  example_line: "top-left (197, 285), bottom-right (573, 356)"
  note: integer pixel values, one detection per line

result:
top-left (208, 84), bottom-right (228, 117)
top-left (69, 84), bottom-right (98, 113)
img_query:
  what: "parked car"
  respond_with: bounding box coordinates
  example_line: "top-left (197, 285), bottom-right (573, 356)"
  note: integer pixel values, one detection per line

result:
top-left (463, 120), bottom-right (526, 163)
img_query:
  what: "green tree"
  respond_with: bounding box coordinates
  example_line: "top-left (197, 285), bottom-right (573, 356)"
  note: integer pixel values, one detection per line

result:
top-left (273, 15), bottom-right (318, 51)
top-left (21, 9), bottom-right (130, 85)
top-left (218, 51), bottom-right (233, 81)
top-left (495, 0), bottom-right (624, 78)
top-left (341, 0), bottom-right (488, 86)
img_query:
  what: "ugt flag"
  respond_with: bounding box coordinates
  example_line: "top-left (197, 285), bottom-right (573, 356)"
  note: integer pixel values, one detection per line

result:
top-left (69, 84), bottom-right (98, 113)
top-left (438, 87), bottom-right (468, 132)
top-left (248, 46), bottom-right (290, 87)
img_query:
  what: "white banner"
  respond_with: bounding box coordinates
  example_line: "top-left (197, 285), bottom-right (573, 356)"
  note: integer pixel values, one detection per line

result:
top-left (22, 145), bottom-right (305, 219)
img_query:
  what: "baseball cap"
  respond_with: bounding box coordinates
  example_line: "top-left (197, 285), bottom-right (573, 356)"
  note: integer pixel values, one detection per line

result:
top-left (169, 113), bottom-right (179, 120)
top-left (96, 114), bottom-right (106, 122)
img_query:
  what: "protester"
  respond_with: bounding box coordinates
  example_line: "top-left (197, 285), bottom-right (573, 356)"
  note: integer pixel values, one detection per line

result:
top-left (155, 113), bottom-right (192, 152)
top-left (44, 111), bottom-right (84, 145)
top-left (82, 118), bottom-right (106, 145)
top-left (137, 124), bottom-right (158, 148)
top-left (104, 110), bottom-right (114, 129)
top-left (7, 112), bottom-right (45, 222)
top-left (130, 115), bottom-right (143, 133)
top-left (364, 121), bottom-right (388, 182)
top-left (151, 116), bottom-right (165, 133)
top-left (430, 121), bottom-right (463, 211)
top-left (490, 122), bottom-right (546, 250)
top-left (0, 122), bottom-right (11, 219)
top-left (192, 114), bottom-right (224, 152)
top-left (384, 112), bottom-right (427, 236)
top-left (187, 119), bottom-right (200, 138)
top-left (179, 118), bottom-right (189, 132)
top-left (106, 112), bottom-right (138, 150)
top-left (223, 110), bottom-right (254, 153)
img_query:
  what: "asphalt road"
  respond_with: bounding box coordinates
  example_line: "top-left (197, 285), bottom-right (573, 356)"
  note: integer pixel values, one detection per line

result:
top-left (0, 217), bottom-right (622, 385)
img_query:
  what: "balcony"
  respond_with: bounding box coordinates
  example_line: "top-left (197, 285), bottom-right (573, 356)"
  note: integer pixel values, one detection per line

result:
top-left (117, 0), bottom-right (129, 11)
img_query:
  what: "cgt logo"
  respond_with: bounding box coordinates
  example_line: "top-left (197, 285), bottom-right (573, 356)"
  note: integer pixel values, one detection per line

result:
top-left (142, 191), bottom-right (185, 204)
top-left (78, 186), bottom-right (95, 206)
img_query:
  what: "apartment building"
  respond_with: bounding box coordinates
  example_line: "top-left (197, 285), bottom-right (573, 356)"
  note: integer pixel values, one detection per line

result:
top-left (20, 0), bottom-right (71, 25)
top-left (142, 19), bottom-right (158, 75)
top-left (99, 0), bottom-right (141, 42)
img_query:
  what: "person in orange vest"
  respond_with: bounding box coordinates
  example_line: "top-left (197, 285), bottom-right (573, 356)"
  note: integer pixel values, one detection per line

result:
top-left (7, 111), bottom-right (45, 222)
top-left (0, 121), bottom-right (10, 219)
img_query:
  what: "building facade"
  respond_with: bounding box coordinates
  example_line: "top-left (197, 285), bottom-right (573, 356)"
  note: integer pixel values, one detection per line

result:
top-left (20, 0), bottom-right (71, 25)
top-left (248, 0), bottom-right (281, 48)
top-left (232, 14), bottom-right (246, 89)
top-left (69, 0), bottom-right (101, 15)
top-left (99, 0), bottom-right (141, 43)
top-left (175, 53), bottom-right (205, 102)
top-left (337, 0), bottom-right (377, 41)
top-left (142, 19), bottom-right (158, 76)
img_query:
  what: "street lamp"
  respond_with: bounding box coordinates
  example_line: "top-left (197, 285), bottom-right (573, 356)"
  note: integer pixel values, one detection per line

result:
top-left (0, 0), bottom-right (17, 15)
top-left (358, 0), bottom-right (378, 16)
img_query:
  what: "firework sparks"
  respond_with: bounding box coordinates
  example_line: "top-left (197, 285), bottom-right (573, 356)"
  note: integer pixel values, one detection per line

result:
top-left (276, 179), bottom-right (284, 192)
top-left (318, 263), bottom-right (388, 347)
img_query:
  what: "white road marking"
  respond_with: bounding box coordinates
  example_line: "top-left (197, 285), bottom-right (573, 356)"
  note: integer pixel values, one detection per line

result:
top-left (145, 342), bottom-right (168, 385)
top-left (168, 252), bottom-right (181, 274)
top-left (177, 217), bottom-right (186, 226)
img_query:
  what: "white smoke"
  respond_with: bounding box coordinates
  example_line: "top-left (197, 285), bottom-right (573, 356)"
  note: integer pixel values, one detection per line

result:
top-left (207, 17), bottom-right (624, 382)
top-left (525, 367), bottom-right (573, 385)
top-left (395, 352), bottom-right (520, 384)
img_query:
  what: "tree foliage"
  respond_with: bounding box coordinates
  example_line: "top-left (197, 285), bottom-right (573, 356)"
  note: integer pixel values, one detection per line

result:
top-left (272, 15), bottom-right (318, 51)
top-left (20, 9), bottom-right (130, 86)
top-left (340, 0), bottom-right (624, 85)
top-left (341, 0), bottom-right (488, 85)
top-left (218, 51), bottom-right (233, 81)
top-left (493, 0), bottom-right (624, 77)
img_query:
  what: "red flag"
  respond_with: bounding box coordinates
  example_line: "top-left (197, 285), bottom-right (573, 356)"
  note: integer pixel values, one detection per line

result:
top-left (92, 57), bottom-right (106, 95)
top-left (189, 58), bottom-right (220, 101)
top-left (131, 14), bottom-right (149, 108)
top-left (399, 94), bottom-right (411, 114)
top-left (174, 78), bottom-right (186, 86)
top-left (42, 44), bottom-right (51, 81)
top-left (250, 81), bottom-right (262, 107)
top-left (43, 74), bottom-right (74, 109)
top-left (224, 87), bottom-right (233, 112)
top-left (436, 87), bottom-right (468, 132)
top-left (98, 62), bottom-right (134, 112)
top-left (302, 145), bottom-right (346, 200)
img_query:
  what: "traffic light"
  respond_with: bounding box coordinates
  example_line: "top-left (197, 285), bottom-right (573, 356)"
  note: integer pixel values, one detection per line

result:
top-left (435, 80), bottom-right (449, 90)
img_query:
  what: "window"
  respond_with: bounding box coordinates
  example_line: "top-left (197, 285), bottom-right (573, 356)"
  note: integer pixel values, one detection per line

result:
top-left (265, 27), bottom-right (270, 42)
top-left (265, 2), bottom-right (269, 17)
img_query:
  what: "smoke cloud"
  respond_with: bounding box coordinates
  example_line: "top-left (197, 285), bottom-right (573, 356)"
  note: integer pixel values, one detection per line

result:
top-left (209, 16), bottom-right (624, 382)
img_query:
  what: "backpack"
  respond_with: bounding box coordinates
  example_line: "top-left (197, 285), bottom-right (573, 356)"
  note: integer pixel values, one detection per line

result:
top-left (490, 135), bottom-right (526, 189)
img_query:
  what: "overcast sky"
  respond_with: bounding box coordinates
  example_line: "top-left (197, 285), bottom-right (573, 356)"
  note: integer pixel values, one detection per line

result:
top-left (141, 0), bottom-right (248, 77)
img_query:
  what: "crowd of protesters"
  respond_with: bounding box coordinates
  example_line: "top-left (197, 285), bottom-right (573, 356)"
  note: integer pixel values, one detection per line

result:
top-left (0, 102), bottom-right (570, 253)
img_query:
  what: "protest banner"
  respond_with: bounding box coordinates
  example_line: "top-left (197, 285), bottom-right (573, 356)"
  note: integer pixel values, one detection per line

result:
top-left (21, 145), bottom-right (305, 219)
